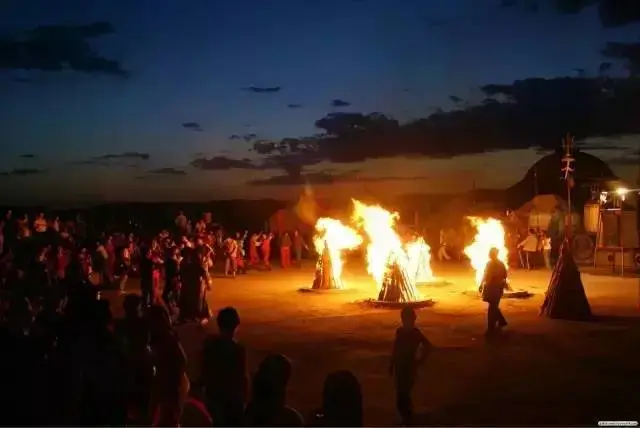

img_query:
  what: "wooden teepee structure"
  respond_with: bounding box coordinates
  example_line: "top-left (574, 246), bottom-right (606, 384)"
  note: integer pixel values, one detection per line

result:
top-left (377, 257), bottom-right (418, 303)
top-left (539, 134), bottom-right (592, 320)
top-left (311, 241), bottom-right (341, 290)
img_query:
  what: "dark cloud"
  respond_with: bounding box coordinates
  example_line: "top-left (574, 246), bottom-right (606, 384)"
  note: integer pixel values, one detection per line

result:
top-left (0, 168), bottom-right (46, 176)
top-left (250, 171), bottom-right (338, 186)
top-left (287, 103), bottom-right (303, 109)
top-left (502, 1), bottom-right (640, 74)
top-left (250, 78), bottom-right (640, 166)
top-left (148, 167), bottom-right (187, 176)
top-left (182, 122), bottom-right (203, 131)
top-left (0, 21), bottom-right (128, 76)
top-left (96, 152), bottom-right (150, 161)
top-left (242, 86), bottom-right (281, 93)
top-left (243, 133), bottom-right (257, 142)
top-left (449, 95), bottom-right (462, 104)
top-left (602, 42), bottom-right (640, 76)
top-left (19, 154), bottom-right (36, 159)
top-left (249, 169), bottom-right (437, 186)
top-left (230, 134), bottom-right (241, 140)
top-left (599, 62), bottom-right (613, 74)
top-left (69, 159), bottom-right (105, 166)
top-left (330, 99), bottom-right (351, 107)
top-left (502, 0), bottom-right (640, 28)
top-left (190, 156), bottom-right (259, 171)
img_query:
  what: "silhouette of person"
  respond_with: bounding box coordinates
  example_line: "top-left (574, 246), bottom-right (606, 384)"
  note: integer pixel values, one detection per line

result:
top-left (389, 306), bottom-right (432, 426)
top-left (201, 306), bottom-right (248, 427)
top-left (244, 354), bottom-right (304, 426)
top-left (313, 370), bottom-right (363, 427)
top-left (479, 247), bottom-right (509, 334)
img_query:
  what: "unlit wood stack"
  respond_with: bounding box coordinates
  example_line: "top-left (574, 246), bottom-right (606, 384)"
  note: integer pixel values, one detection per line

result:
top-left (378, 258), bottom-right (418, 303)
top-left (540, 241), bottom-right (592, 320)
top-left (312, 241), bottom-right (341, 290)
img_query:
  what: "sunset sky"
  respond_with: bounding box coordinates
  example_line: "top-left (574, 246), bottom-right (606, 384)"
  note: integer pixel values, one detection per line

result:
top-left (2, 0), bottom-right (639, 205)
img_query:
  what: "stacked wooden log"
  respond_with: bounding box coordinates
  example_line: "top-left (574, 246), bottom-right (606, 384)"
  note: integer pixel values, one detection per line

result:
top-left (378, 258), bottom-right (418, 303)
top-left (311, 241), bottom-right (341, 290)
top-left (540, 241), bottom-right (592, 320)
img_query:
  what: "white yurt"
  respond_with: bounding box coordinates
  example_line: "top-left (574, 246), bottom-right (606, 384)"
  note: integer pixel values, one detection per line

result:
top-left (515, 194), bottom-right (569, 231)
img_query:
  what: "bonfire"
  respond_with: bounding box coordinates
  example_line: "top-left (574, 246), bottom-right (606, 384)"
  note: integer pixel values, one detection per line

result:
top-left (352, 200), bottom-right (429, 305)
top-left (405, 237), bottom-right (434, 283)
top-left (463, 217), bottom-right (531, 299)
top-left (308, 217), bottom-right (362, 290)
top-left (463, 217), bottom-right (509, 286)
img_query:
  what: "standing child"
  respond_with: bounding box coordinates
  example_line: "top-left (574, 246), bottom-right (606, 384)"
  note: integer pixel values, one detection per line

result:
top-left (389, 307), bottom-right (432, 426)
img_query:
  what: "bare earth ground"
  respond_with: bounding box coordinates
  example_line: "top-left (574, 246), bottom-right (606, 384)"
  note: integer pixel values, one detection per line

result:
top-left (107, 262), bottom-right (640, 426)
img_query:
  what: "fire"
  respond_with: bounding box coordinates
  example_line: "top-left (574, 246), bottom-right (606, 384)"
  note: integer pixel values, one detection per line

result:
top-left (351, 200), bottom-right (421, 301)
top-left (405, 237), bottom-right (434, 283)
top-left (313, 217), bottom-right (362, 287)
top-left (463, 217), bottom-right (509, 285)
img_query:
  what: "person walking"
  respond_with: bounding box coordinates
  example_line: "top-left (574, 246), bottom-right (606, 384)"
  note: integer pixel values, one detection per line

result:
top-left (479, 247), bottom-right (510, 335)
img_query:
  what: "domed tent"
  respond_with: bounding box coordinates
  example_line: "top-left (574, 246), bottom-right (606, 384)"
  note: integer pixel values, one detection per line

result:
top-left (506, 149), bottom-right (617, 210)
top-left (515, 194), bottom-right (569, 231)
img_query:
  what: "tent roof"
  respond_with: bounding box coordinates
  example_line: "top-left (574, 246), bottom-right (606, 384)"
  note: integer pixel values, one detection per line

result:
top-left (516, 194), bottom-right (568, 214)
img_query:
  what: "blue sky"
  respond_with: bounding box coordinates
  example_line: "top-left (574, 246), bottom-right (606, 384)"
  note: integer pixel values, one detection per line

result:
top-left (1, 0), bottom-right (639, 204)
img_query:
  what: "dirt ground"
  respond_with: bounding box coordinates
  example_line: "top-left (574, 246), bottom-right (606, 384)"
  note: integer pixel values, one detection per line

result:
top-left (110, 262), bottom-right (640, 426)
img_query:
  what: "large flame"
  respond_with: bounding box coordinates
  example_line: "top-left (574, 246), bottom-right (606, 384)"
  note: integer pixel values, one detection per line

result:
top-left (405, 237), bottom-right (434, 283)
top-left (463, 217), bottom-right (509, 285)
top-left (313, 217), bottom-right (362, 287)
top-left (351, 200), bottom-right (421, 300)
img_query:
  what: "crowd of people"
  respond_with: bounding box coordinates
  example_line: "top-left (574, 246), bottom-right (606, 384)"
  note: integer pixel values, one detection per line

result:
top-left (0, 208), bottom-right (515, 426)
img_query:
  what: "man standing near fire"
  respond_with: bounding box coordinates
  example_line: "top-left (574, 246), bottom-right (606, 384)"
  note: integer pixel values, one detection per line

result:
top-left (479, 247), bottom-right (510, 335)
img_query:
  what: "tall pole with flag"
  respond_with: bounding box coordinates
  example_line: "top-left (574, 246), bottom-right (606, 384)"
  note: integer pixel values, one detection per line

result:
top-left (540, 133), bottom-right (592, 321)
top-left (560, 133), bottom-right (575, 241)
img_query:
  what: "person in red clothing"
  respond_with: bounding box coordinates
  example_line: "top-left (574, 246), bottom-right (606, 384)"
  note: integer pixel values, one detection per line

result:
top-left (261, 233), bottom-right (273, 270)
top-left (149, 240), bottom-right (165, 305)
top-left (105, 235), bottom-right (116, 283)
top-left (55, 246), bottom-right (68, 283)
top-left (280, 232), bottom-right (292, 269)
top-left (248, 233), bottom-right (260, 267)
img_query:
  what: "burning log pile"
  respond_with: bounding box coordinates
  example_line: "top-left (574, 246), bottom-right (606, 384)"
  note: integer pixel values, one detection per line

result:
top-left (463, 216), bottom-right (532, 299)
top-left (299, 217), bottom-right (361, 292)
top-left (540, 242), bottom-right (592, 320)
top-left (311, 241), bottom-right (341, 290)
top-left (377, 258), bottom-right (418, 303)
top-left (351, 201), bottom-right (435, 308)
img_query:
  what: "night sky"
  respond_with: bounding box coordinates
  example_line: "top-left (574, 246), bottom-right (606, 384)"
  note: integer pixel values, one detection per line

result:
top-left (2, 0), bottom-right (639, 204)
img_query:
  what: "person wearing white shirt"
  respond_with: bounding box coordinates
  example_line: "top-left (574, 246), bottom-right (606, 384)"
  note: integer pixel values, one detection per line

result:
top-left (541, 232), bottom-right (552, 270)
top-left (517, 229), bottom-right (539, 270)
